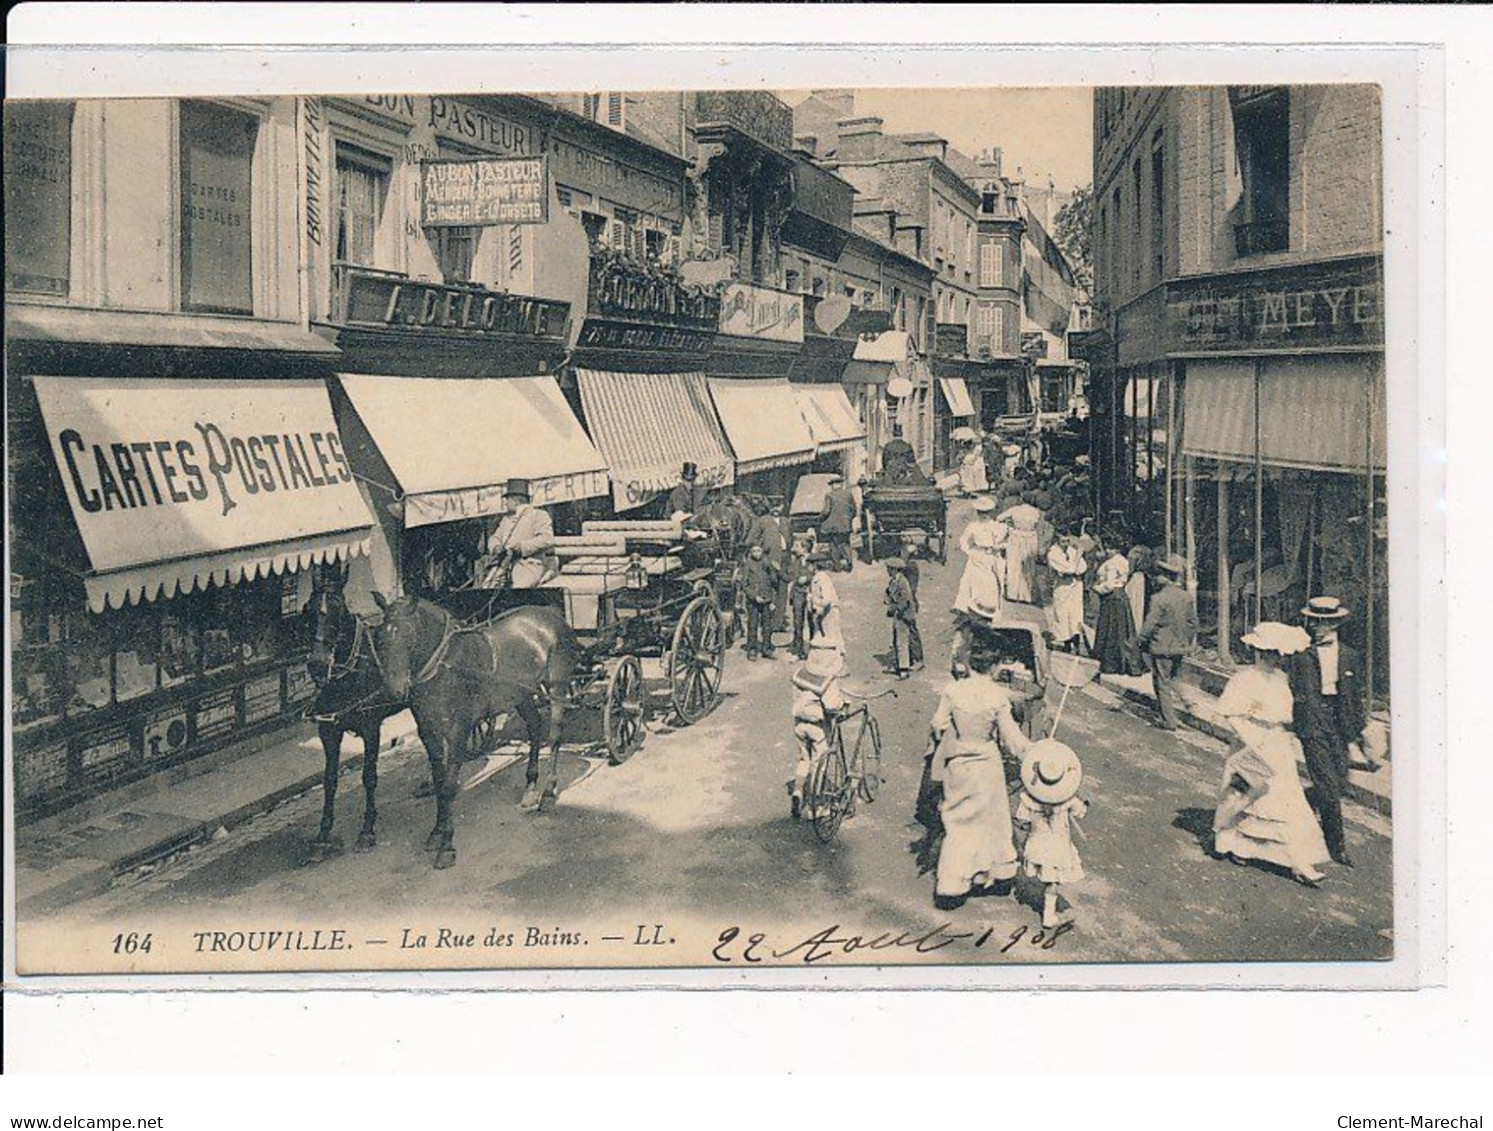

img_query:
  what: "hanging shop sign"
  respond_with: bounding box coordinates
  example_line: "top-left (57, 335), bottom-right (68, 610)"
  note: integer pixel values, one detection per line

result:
top-left (420, 155), bottom-right (549, 227)
top-left (339, 268), bottom-right (570, 344)
top-left (718, 283), bottom-right (803, 344)
top-left (1021, 331), bottom-right (1049, 359)
top-left (1166, 254), bottom-right (1383, 354)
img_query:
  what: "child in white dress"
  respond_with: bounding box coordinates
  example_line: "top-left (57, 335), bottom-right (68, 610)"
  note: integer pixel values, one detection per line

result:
top-left (1016, 739), bottom-right (1089, 928)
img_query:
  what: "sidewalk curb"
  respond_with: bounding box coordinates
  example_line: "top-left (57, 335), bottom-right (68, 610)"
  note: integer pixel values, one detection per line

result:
top-left (1095, 674), bottom-right (1391, 818)
top-left (17, 714), bottom-right (424, 917)
top-left (17, 752), bottom-right (371, 919)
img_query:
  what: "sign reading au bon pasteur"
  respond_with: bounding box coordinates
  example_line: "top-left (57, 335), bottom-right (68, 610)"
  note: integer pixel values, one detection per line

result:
top-left (420, 156), bottom-right (549, 227)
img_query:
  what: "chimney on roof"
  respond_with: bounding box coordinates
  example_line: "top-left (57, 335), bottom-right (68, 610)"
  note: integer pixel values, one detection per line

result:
top-left (900, 134), bottom-right (948, 163)
top-left (810, 89), bottom-right (856, 121)
top-left (837, 116), bottom-right (885, 162)
top-left (978, 147), bottom-right (1003, 178)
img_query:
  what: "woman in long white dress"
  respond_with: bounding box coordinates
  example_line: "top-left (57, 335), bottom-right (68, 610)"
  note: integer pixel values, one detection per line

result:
top-left (952, 497), bottom-right (1009, 622)
top-left (958, 442), bottom-right (989, 496)
top-left (1212, 622), bottom-right (1330, 887)
top-left (1046, 532), bottom-right (1087, 652)
top-left (999, 499), bottom-right (1044, 604)
top-left (927, 648), bottom-right (1030, 908)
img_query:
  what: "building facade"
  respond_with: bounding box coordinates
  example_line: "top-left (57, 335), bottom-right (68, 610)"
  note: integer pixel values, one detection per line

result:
top-left (1090, 84), bottom-right (1386, 696)
top-left (6, 96), bottom-right (372, 815)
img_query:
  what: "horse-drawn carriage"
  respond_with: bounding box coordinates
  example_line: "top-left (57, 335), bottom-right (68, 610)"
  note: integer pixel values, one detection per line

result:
top-left (442, 517), bottom-right (730, 765)
top-left (306, 516), bottom-right (732, 869)
top-left (861, 479), bottom-right (950, 564)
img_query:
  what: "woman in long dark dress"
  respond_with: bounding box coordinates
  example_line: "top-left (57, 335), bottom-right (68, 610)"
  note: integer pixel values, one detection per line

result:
top-left (1091, 540), bottom-right (1145, 676)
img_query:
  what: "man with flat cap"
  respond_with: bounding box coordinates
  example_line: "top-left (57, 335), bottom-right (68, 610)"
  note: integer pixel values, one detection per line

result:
top-left (1136, 553), bottom-right (1198, 732)
top-left (1286, 596), bottom-right (1373, 868)
top-left (667, 461), bottom-right (710, 519)
top-left (476, 479), bottom-right (556, 589)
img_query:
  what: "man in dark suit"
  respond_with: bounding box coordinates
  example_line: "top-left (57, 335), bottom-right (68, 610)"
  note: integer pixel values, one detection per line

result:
top-left (1137, 554), bottom-right (1198, 732)
top-left (666, 462), bottom-right (709, 518)
top-left (1285, 596), bottom-right (1369, 868)
top-left (818, 474), bottom-right (856, 573)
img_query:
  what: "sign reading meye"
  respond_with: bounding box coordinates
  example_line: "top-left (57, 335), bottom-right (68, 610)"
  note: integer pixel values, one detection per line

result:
top-left (420, 156), bottom-right (549, 228)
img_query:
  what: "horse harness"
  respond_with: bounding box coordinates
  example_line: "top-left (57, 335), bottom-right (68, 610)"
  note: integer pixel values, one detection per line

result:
top-left (394, 605), bottom-right (551, 703)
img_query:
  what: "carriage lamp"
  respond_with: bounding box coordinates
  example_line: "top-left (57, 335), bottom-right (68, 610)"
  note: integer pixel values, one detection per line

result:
top-left (625, 553), bottom-right (648, 591)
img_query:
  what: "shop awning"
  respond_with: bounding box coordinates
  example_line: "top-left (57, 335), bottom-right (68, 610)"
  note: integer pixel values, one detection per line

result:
top-left (1180, 357), bottom-right (1386, 473)
top-left (843, 330), bottom-right (914, 385)
top-left (938, 377), bottom-right (976, 417)
top-left (336, 374), bottom-right (609, 528)
top-left (575, 369), bottom-right (736, 512)
top-left (31, 377), bottom-right (374, 613)
top-left (794, 384), bottom-right (867, 455)
top-left (9, 303), bottom-right (340, 355)
top-left (708, 378), bottom-right (817, 475)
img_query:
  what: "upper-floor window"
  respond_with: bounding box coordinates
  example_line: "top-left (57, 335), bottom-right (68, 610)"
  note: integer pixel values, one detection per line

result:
top-left (980, 240), bottom-right (1003, 288)
top-left (1232, 88), bottom-right (1290, 256)
top-left (179, 100), bottom-right (261, 315)
top-left (1131, 158), bottom-right (1143, 284)
top-left (334, 143), bottom-right (391, 268)
top-left (1151, 133), bottom-right (1166, 279)
top-left (5, 100), bottom-right (74, 298)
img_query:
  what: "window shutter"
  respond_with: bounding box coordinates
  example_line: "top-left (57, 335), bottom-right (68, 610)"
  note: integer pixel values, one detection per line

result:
top-left (607, 93), bottom-right (626, 131)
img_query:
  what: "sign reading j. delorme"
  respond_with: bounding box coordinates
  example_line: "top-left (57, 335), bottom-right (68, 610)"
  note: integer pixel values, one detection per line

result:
top-left (420, 156), bottom-right (549, 227)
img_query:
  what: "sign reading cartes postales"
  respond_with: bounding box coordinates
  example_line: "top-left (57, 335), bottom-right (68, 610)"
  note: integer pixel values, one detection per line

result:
top-left (420, 156), bottom-right (549, 227)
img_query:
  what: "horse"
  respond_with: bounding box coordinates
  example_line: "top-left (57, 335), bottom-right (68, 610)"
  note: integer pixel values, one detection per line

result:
top-left (303, 612), bottom-right (407, 863)
top-left (368, 592), bottom-right (582, 869)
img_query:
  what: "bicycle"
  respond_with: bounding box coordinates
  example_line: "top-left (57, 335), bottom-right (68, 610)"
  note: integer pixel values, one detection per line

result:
top-left (804, 688), bottom-right (894, 844)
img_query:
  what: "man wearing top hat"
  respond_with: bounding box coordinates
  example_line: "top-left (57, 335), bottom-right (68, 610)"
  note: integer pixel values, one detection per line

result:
top-left (1285, 596), bottom-right (1372, 868)
top-left (1137, 553), bottom-right (1199, 732)
top-left (667, 461), bottom-right (710, 519)
top-left (477, 479), bottom-right (556, 589)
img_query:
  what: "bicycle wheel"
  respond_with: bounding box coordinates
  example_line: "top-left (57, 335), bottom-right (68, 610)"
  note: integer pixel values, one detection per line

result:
top-left (809, 735), bottom-right (850, 844)
top-left (855, 714), bottom-right (883, 803)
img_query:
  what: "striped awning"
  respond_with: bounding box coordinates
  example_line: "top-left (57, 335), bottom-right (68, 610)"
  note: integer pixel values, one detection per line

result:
top-left (938, 377), bottom-right (976, 417)
top-left (1181, 357), bottom-right (1386, 472)
top-left (31, 376), bottom-right (374, 613)
top-left (575, 369), bottom-right (736, 512)
top-left (794, 383), bottom-right (866, 455)
top-left (708, 378), bottom-right (817, 475)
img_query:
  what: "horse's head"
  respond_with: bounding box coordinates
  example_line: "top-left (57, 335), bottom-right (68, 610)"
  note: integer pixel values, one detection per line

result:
top-left (368, 592), bottom-right (432, 702)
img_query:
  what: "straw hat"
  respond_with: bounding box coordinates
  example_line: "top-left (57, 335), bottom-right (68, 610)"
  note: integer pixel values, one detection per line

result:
top-left (1020, 739), bottom-right (1084, 806)
top-left (1301, 596), bottom-right (1351, 621)
top-left (972, 496), bottom-right (997, 513)
top-left (1240, 622), bottom-right (1312, 656)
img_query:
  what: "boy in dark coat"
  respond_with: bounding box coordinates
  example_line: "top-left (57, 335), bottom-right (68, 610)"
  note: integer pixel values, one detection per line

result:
top-left (884, 558), bottom-right (923, 678)
top-left (786, 540), bottom-right (815, 660)
top-left (740, 544), bottom-right (779, 660)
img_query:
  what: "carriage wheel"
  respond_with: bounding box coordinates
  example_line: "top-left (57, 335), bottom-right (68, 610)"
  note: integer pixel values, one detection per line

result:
top-left (668, 595), bottom-right (726, 725)
top-left (603, 655), bottom-right (647, 765)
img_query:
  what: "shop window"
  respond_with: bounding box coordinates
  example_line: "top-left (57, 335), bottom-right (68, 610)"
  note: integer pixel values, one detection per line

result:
top-left (4, 100), bottom-right (74, 297)
top-left (179, 101), bottom-right (261, 315)
top-left (1231, 88), bottom-right (1290, 256)
top-left (334, 143), bottom-right (391, 267)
